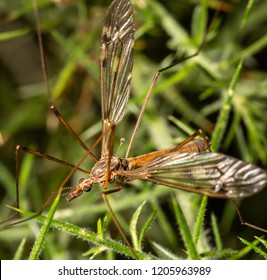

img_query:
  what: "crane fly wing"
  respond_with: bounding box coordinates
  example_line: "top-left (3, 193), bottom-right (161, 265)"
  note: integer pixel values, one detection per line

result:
top-left (122, 152), bottom-right (267, 198)
top-left (100, 0), bottom-right (134, 127)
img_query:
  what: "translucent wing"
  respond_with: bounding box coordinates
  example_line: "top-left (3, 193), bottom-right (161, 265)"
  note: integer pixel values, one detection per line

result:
top-left (122, 152), bottom-right (267, 198)
top-left (100, 0), bottom-right (134, 126)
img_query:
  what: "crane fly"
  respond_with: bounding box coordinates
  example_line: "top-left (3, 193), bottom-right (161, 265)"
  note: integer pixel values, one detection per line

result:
top-left (2, 0), bottom-right (267, 259)
top-left (66, 0), bottom-right (266, 213)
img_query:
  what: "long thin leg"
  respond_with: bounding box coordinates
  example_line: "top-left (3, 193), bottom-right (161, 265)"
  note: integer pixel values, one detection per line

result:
top-left (125, 45), bottom-right (204, 158)
top-left (50, 106), bottom-right (97, 161)
top-left (124, 0), bottom-right (220, 159)
top-left (33, 0), bottom-right (97, 163)
top-left (3, 158), bottom-right (81, 229)
top-left (232, 200), bottom-right (267, 233)
top-left (0, 121), bottom-right (107, 228)
top-left (170, 129), bottom-right (210, 152)
top-left (1, 144), bottom-right (83, 227)
top-left (17, 145), bottom-right (90, 175)
top-left (102, 185), bottom-right (139, 259)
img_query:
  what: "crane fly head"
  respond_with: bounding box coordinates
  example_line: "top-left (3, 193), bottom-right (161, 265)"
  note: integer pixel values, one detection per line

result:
top-left (66, 178), bottom-right (93, 202)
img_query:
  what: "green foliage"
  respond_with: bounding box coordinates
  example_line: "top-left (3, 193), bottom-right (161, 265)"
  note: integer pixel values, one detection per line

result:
top-left (0, 0), bottom-right (267, 259)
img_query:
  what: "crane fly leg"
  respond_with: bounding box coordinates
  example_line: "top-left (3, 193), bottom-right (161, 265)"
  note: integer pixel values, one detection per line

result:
top-left (232, 200), bottom-right (267, 233)
top-left (101, 184), bottom-right (139, 259)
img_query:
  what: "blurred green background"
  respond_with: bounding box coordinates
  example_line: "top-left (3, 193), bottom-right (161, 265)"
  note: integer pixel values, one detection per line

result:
top-left (0, 0), bottom-right (267, 259)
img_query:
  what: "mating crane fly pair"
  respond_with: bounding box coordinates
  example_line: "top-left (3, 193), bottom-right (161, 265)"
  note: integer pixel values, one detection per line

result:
top-left (4, 0), bottom-right (267, 258)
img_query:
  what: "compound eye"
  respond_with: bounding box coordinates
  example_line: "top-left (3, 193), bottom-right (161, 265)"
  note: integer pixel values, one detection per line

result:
top-left (79, 178), bottom-right (85, 184)
top-left (121, 159), bottom-right (129, 169)
top-left (83, 184), bottom-right (92, 192)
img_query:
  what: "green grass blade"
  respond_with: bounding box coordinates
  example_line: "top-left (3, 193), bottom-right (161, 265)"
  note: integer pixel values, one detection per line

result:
top-left (211, 212), bottom-right (223, 251)
top-left (8, 206), bottom-right (151, 260)
top-left (200, 249), bottom-right (237, 259)
top-left (171, 194), bottom-right (199, 260)
top-left (212, 59), bottom-right (243, 151)
top-left (29, 190), bottom-right (61, 260)
top-left (13, 238), bottom-right (26, 260)
top-left (229, 237), bottom-right (262, 260)
top-left (242, 0), bottom-right (255, 26)
top-left (138, 210), bottom-right (157, 250)
top-left (255, 236), bottom-right (267, 249)
top-left (150, 241), bottom-right (180, 260)
top-left (237, 237), bottom-right (267, 259)
top-left (130, 200), bottom-right (146, 251)
top-left (150, 196), bottom-right (178, 248)
top-left (191, 0), bottom-right (207, 45)
top-left (0, 28), bottom-right (30, 41)
top-left (193, 195), bottom-right (207, 244)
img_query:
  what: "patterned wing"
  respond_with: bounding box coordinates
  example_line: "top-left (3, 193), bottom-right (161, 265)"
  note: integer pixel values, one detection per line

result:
top-left (122, 152), bottom-right (267, 198)
top-left (100, 0), bottom-right (134, 126)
